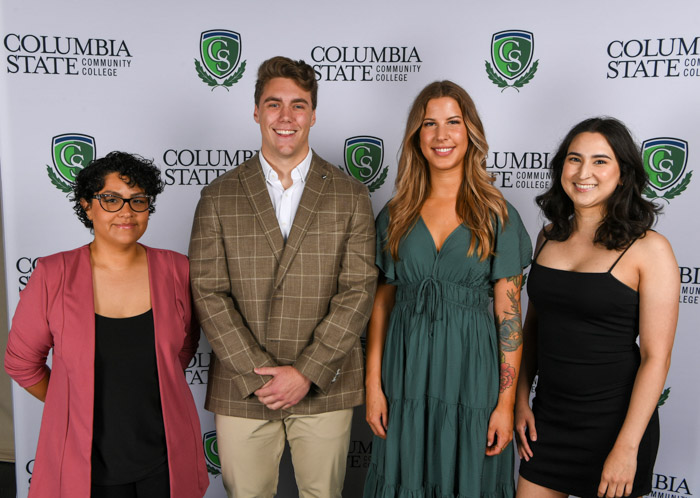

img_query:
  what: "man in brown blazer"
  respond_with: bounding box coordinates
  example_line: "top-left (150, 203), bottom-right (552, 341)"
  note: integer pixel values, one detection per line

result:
top-left (189, 56), bottom-right (377, 498)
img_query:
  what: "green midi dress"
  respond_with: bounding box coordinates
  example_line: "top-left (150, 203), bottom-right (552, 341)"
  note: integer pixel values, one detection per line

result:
top-left (364, 202), bottom-right (532, 498)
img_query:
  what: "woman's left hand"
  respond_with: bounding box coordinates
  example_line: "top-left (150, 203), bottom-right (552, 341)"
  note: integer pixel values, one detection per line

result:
top-left (597, 445), bottom-right (637, 497)
top-left (485, 404), bottom-right (513, 456)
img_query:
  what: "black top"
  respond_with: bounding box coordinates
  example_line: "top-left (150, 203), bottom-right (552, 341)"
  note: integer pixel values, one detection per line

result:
top-left (531, 241), bottom-right (641, 401)
top-left (91, 309), bottom-right (168, 485)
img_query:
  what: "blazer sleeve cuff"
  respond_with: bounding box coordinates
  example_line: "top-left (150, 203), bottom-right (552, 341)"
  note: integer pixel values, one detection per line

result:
top-left (293, 354), bottom-right (336, 394)
top-left (227, 352), bottom-right (278, 399)
top-left (233, 371), bottom-right (270, 399)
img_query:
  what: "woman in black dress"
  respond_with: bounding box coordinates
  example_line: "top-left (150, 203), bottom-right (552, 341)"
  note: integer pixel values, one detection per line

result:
top-left (514, 118), bottom-right (679, 498)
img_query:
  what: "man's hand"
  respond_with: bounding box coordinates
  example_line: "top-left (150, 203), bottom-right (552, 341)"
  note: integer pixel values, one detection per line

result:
top-left (254, 366), bottom-right (312, 410)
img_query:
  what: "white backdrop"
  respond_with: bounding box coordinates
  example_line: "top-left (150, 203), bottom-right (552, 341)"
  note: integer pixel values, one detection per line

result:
top-left (1, 1), bottom-right (698, 496)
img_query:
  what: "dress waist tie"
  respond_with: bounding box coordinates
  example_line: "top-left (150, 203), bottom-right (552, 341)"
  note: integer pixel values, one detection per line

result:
top-left (415, 276), bottom-right (443, 322)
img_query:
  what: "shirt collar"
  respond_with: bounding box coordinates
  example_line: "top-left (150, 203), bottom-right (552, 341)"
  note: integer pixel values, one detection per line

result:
top-left (259, 149), bottom-right (313, 184)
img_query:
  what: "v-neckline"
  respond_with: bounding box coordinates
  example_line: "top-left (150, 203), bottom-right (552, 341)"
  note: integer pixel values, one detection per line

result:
top-left (418, 216), bottom-right (462, 254)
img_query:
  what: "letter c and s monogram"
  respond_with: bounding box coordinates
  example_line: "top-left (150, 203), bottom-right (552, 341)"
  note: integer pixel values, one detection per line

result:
top-left (499, 40), bottom-right (522, 73)
top-left (648, 148), bottom-right (675, 185)
top-left (208, 39), bottom-right (231, 73)
top-left (60, 143), bottom-right (84, 180)
top-left (352, 146), bottom-right (374, 179)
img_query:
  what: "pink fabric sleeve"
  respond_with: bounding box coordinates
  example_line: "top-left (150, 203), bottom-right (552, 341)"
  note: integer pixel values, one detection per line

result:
top-left (4, 259), bottom-right (54, 388)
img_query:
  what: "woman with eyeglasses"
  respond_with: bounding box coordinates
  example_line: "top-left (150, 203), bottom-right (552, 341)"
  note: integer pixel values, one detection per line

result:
top-left (5, 152), bottom-right (209, 498)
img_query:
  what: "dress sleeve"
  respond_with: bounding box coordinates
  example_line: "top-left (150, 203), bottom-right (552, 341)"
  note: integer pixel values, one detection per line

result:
top-left (375, 205), bottom-right (396, 284)
top-left (490, 202), bottom-right (533, 282)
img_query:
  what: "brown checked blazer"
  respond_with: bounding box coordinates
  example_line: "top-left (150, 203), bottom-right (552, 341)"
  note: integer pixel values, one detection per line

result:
top-left (189, 152), bottom-right (377, 419)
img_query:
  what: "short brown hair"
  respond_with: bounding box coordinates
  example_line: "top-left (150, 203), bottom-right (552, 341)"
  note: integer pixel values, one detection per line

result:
top-left (254, 56), bottom-right (318, 109)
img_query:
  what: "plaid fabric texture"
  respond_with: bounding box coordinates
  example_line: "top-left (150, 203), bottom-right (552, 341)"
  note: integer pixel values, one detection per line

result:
top-left (189, 153), bottom-right (377, 419)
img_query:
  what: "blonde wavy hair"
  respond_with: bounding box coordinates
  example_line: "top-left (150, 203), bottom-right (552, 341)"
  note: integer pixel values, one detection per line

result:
top-left (386, 80), bottom-right (508, 261)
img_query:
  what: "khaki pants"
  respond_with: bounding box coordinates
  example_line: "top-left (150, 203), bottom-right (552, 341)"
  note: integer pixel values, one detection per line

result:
top-left (215, 409), bottom-right (353, 498)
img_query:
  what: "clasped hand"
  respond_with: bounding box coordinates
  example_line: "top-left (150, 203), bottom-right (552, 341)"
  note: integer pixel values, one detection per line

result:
top-left (254, 366), bottom-right (311, 411)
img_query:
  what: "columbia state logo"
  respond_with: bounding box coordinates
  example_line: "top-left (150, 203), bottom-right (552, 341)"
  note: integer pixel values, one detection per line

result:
top-left (194, 30), bottom-right (247, 91)
top-left (46, 133), bottom-right (95, 193)
top-left (642, 137), bottom-right (692, 202)
top-left (202, 430), bottom-right (221, 476)
top-left (485, 30), bottom-right (539, 92)
top-left (343, 136), bottom-right (388, 193)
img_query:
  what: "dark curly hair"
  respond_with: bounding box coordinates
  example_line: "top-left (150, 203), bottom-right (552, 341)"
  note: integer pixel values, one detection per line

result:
top-left (71, 151), bottom-right (165, 229)
top-left (537, 117), bottom-right (660, 250)
top-left (254, 56), bottom-right (318, 109)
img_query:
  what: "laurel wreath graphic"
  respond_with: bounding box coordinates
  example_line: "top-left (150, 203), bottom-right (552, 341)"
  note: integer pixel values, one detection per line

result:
top-left (485, 60), bottom-right (539, 92)
top-left (657, 387), bottom-right (671, 407)
top-left (642, 171), bottom-right (692, 202)
top-left (46, 165), bottom-right (72, 193)
top-left (206, 462), bottom-right (221, 476)
top-left (194, 59), bottom-right (247, 91)
top-left (367, 166), bottom-right (389, 192)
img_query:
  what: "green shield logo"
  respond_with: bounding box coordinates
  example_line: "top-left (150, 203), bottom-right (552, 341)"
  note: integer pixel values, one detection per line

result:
top-left (200, 30), bottom-right (241, 79)
top-left (48, 134), bottom-right (95, 192)
top-left (642, 138), bottom-right (687, 191)
top-left (202, 430), bottom-right (221, 476)
top-left (344, 136), bottom-right (384, 184)
top-left (491, 30), bottom-right (533, 80)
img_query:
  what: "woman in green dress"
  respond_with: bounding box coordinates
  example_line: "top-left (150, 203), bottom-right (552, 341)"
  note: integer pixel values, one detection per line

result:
top-left (363, 80), bottom-right (532, 497)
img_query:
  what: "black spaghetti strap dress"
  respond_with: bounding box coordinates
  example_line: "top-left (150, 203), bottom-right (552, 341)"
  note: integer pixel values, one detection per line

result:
top-left (518, 241), bottom-right (659, 498)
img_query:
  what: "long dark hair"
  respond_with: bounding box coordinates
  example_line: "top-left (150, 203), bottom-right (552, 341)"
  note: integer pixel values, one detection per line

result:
top-left (537, 117), bottom-right (660, 250)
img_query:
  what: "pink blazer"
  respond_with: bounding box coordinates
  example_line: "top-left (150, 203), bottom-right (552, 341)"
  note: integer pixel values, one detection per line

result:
top-left (4, 245), bottom-right (209, 498)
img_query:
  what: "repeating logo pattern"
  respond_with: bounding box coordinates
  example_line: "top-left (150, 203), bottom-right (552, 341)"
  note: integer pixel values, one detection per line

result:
top-left (194, 30), bottom-right (247, 91)
top-left (642, 137), bottom-right (692, 202)
top-left (343, 136), bottom-right (388, 192)
top-left (485, 30), bottom-right (539, 92)
top-left (202, 430), bottom-right (221, 476)
top-left (47, 134), bottom-right (96, 193)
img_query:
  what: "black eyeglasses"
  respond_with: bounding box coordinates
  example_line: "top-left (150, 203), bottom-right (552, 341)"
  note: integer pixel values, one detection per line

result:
top-left (92, 194), bottom-right (152, 212)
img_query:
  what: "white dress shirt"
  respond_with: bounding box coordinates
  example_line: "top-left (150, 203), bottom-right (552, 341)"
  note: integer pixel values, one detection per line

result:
top-left (259, 149), bottom-right (312, 241)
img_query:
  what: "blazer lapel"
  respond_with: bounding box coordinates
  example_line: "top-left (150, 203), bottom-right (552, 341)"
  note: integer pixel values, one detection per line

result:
top-left (64, 245), bottom-right (96, 363)
top-left (275, 154), bottom-right (330, 288)
top-left (240, 155), bottom-right (285, 262)
top-left (62, 245), bottom-right (96, 426)
top-left (145, 247), bottom-right (168, 358)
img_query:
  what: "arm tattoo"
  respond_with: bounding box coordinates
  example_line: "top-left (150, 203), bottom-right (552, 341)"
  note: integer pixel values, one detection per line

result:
top-left (498, 275), bottom-right (523, 353)
top-left (506, 274), bottom-right (522, 288)
top-left (500, 361), bottom-right (516, 393)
